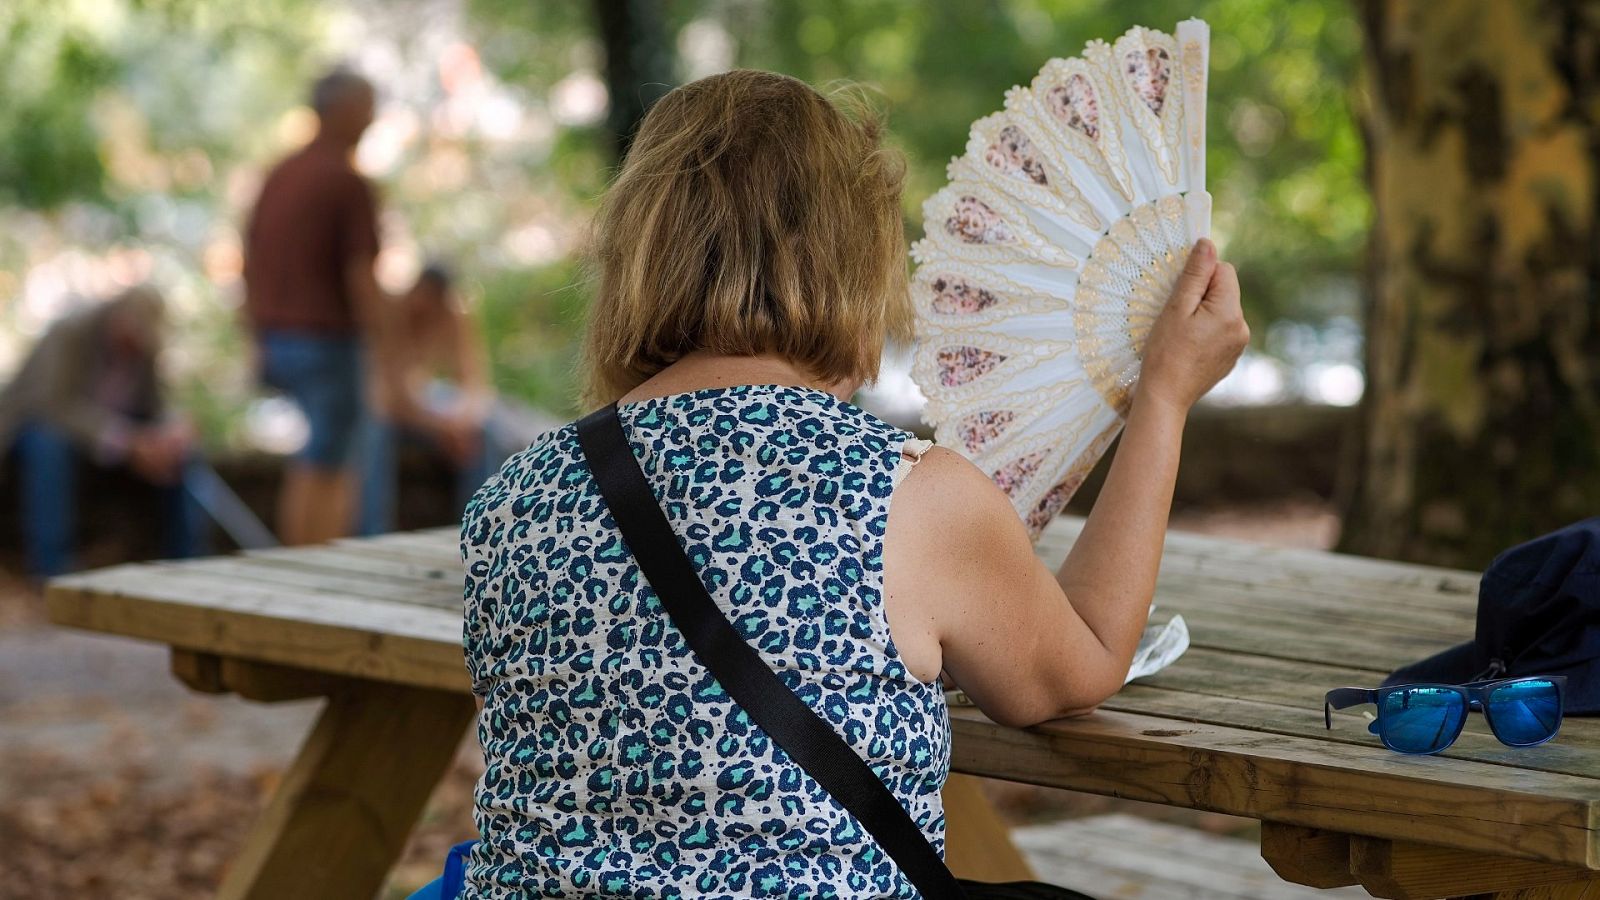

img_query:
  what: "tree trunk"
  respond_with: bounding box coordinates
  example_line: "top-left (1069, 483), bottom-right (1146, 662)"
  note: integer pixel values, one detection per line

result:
top-left (1342, 0), bottom-right (1600, 568)
top-left (592, 0), bottom-right (676, 164)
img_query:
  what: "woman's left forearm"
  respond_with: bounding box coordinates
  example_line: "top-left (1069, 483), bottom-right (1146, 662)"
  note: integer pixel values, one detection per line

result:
top-left (1054, 391), bottom-right (1187, 663)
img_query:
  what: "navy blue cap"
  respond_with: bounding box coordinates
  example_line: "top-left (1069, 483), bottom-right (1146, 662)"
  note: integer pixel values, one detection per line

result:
top-left (1383, 517), bottom-right (1600, 714)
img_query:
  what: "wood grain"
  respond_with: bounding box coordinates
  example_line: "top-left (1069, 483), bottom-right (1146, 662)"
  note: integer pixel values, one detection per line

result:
top-left (1349, 835), bottom-right (1599, 900)
top-left (48, 564), bottom-right (468, 692)
top-left (215, 682), bottom-right (475, 900)
top-left (1483, 879), bottom-right (1600, 900)
top-left (172, 650), bottom-right (345, 703)
top-left (1259, 824), bottom-right (1358, 888)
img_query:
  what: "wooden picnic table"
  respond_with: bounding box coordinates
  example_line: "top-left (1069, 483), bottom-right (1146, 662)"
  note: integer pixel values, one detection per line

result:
top-left (46, 516), bottom-right (1600, 900)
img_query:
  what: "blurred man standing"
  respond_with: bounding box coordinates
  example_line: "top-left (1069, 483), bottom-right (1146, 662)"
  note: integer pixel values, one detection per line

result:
top-left (244, 67), bottom-right (387, 545)
top-left (0, 286), bottom-right (199, 576)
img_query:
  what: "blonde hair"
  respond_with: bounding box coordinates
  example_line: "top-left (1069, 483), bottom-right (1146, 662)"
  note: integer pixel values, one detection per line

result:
top-left (580, 69), bottom-right (910, 407)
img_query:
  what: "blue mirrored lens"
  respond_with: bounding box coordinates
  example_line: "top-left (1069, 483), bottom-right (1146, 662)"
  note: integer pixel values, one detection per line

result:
top-left (1487, 679), bottom-right (1562, 746)
top-left (1380, 687), bottom-right (1465, 753)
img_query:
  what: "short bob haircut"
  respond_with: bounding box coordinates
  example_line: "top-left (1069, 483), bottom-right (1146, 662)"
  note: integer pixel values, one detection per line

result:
top-left (581, 69), bottom-right (911, 407)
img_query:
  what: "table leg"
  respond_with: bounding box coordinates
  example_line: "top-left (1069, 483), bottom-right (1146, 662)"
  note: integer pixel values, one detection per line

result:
top-left (215, 680), bottom-right (476, 900)
top-left (942, 772), bottom-right (1037, 882)
top-left (1259, 823), bottom-right (1359, 888)
top-left (1260, 823), bottom-right (1599, 900)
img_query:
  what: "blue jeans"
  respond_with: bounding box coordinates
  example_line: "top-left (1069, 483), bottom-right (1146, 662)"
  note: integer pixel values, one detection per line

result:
top-left (13, 422), bottom-right (204, 577)
top-left (356, 417), bottom-right (496, 536)
top-left (257, 331), bottom-right (365, 469)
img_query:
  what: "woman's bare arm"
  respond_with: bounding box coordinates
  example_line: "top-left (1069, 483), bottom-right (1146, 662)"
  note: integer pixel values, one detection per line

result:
top-left (883, 240), bottom-right (1247, 728)
top-left (1061, 241), bottom-right (1248, 665)
top-left (1053, 391), bottom-right (1187, 666)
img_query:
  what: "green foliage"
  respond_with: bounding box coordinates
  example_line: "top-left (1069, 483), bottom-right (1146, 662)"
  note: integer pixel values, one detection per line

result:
top-left (473, 260), bottom-right (590, 418)
top-left (462, 0), bottom-right (1367, 414)
top-left (732, 0), bottom-right (1368, 327)
top-left (0, 0), bottom-right (332, 448)
top-left (0, 0), bottom-right (325, 209)
top-left (0, 6), bottom-right (117, 207)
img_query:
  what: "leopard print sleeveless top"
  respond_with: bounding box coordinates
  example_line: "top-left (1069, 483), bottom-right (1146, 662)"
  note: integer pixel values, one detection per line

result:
top-left (460, 384), bottom-right (950, 898)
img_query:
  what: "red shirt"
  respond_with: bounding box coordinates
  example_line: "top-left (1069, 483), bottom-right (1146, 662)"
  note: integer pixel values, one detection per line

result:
top-left (243, 139), bottom-right (380, 335)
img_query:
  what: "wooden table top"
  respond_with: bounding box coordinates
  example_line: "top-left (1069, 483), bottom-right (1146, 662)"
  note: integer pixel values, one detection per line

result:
top-left (47, 517), bottom-right (1600, 871)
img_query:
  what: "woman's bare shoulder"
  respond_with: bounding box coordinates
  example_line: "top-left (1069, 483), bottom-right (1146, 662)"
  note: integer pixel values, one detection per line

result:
top-left (886, 444), bottom-right (1100, 726)
top-left (893, 446), bottom-right (1021, 535)
top-left (886, 445), bottom-right (1042, 598)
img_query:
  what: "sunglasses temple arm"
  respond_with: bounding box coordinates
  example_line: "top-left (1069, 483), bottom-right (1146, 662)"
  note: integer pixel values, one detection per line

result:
top-left (1324, 688), bottom-right (1374, 731)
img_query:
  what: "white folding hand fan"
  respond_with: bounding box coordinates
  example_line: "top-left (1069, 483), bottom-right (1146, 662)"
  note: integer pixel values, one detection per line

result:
top-left (910, 19), bottom-right (1211, 539)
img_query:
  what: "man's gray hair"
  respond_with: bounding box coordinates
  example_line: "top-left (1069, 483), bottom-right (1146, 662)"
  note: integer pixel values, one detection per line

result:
top-left (311, 66), bottom-right (374, 116)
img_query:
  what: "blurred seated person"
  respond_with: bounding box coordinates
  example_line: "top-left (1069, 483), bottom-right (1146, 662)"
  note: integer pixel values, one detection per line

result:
top-left (0, 286), bottom-right (201, 577)
top-left (357, 263), bottom-right (495, 534)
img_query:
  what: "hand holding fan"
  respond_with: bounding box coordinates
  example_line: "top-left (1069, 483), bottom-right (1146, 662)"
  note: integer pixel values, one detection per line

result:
top-left (910, 19), bottom-right (1211, 539)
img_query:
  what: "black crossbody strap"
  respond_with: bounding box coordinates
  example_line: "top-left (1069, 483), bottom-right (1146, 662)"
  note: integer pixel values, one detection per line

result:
top-left (576, 404), bottom-right (965, 900)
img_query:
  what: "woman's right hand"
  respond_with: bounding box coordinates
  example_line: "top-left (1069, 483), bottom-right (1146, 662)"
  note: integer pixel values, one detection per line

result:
top-left (1137, 238), bottom-right (1249, 413)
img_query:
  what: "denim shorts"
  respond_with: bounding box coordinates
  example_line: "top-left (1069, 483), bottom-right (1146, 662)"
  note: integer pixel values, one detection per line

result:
top-left (258, 331), bottom-right (364, 468)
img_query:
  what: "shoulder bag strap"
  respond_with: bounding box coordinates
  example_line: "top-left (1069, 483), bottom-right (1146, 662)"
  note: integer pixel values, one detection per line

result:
top-left (576, 403), bottom-right (965, 900)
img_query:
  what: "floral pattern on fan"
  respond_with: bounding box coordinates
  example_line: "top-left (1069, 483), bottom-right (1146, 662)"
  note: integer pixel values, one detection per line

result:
top-left (956, 411), bottom-right (1017, 454)
top-left (918, 185), bottom-right (1083, 270)
top-left (1047, 75), bottom-right (1102, 140)
top-left (936, 346), bottom-right (1006, 387)
top-left (930, 275), bottom-right (1001, 315)
top-left (984, 125), bottom-right (1049, 186)
top-left (1022, 420), bottom-right (1124, 535)
top-left (962, 116), bottom-right (1104, 234)
top-left (1124, 47), bottom-right (1172, 115)
top-left (1104, 27), bottom-right (1191, 189)
top-left (911, 19), bottom-right (1212, 540)
top-left (945, 196), bottom-right (1016, 245)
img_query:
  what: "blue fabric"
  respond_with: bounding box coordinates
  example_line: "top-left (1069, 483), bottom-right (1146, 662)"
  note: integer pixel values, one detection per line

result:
top-left (14, 419), bottom-right (76, 573)
top-left (257, 330), bottom-right (364, 468)
top-left (1384, 516), bottom-right (1600, 714)
top-left (356, 416), bottom-right (496, 536)
top-left (459, 385), bottom-right (949, 898)
top-left (356, 416), bottom-right (398, 535)
top-left (14, 421), bottom-right (76, 576)
top-left (407, 840), bottom-right (477, 900)
top-left (12, 421), bottom-right (202, 577)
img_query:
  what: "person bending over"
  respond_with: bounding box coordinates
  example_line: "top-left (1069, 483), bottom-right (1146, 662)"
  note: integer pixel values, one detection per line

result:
top-left (0, 286), bottom-right (200, 576)
top-left (457, 70), bottom-right (1246, 897)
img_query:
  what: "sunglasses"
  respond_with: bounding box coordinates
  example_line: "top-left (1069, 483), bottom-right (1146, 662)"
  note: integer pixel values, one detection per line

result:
top-left (1324, 676), bottom-right (1566, 755)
